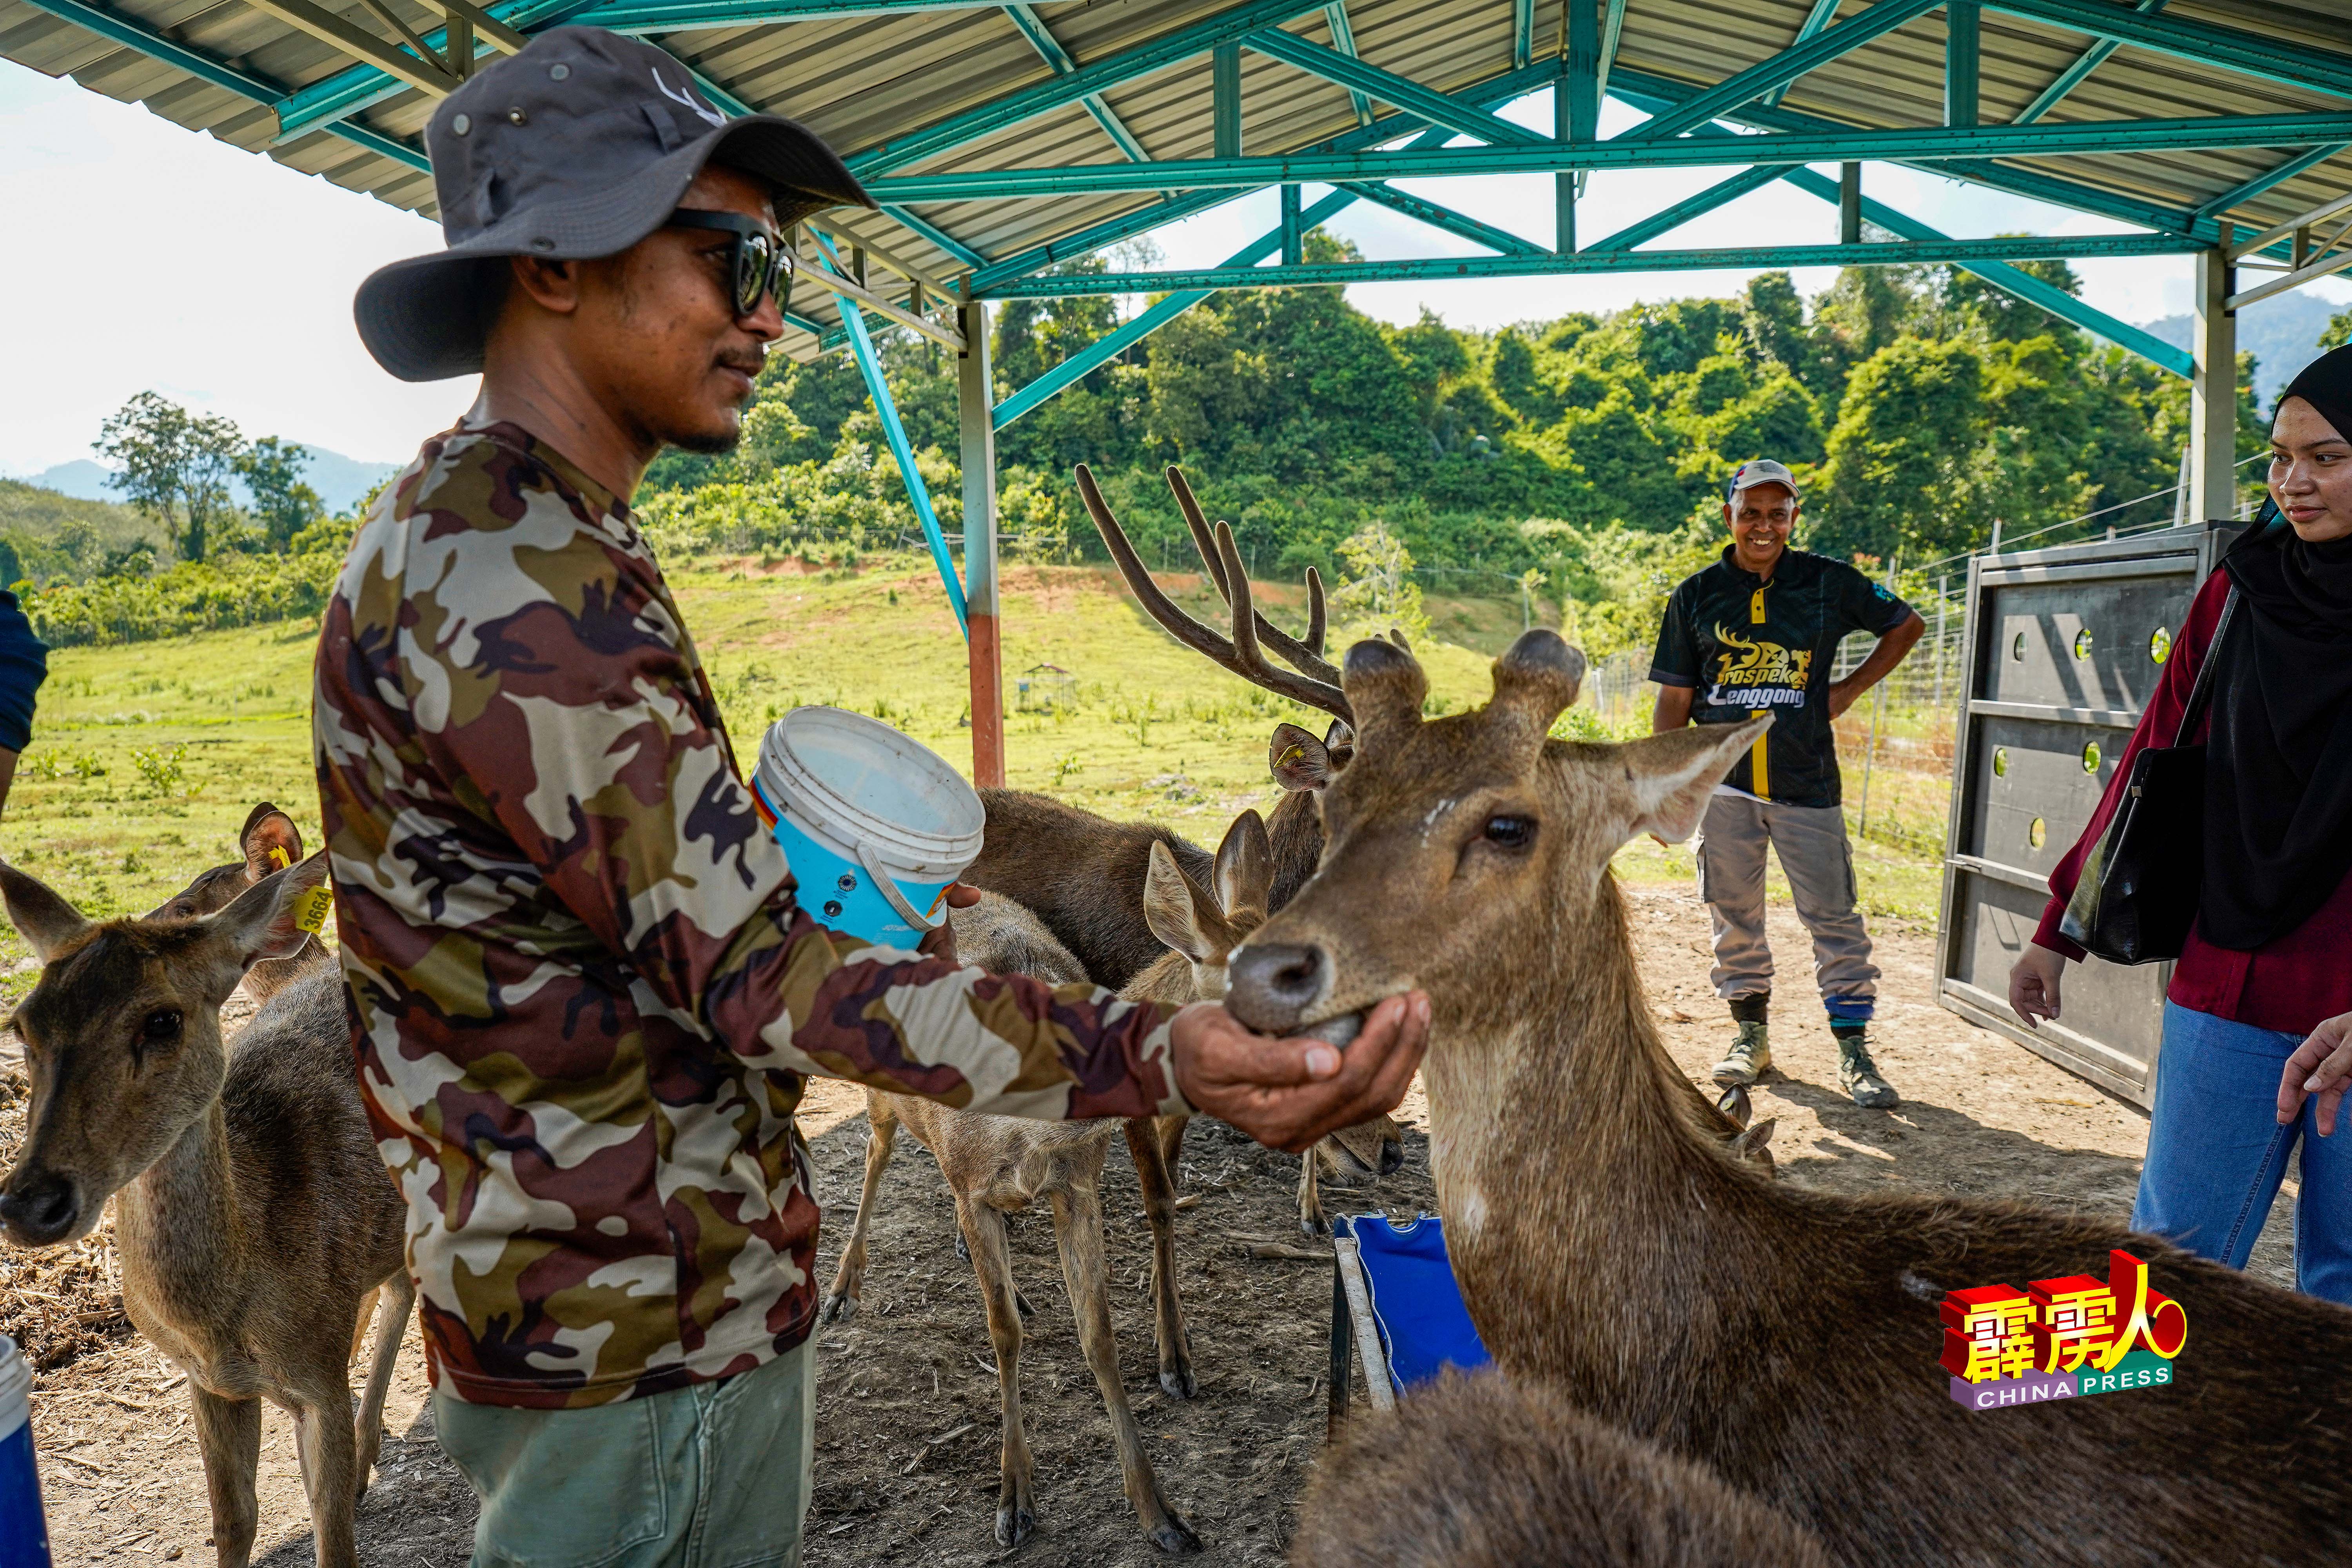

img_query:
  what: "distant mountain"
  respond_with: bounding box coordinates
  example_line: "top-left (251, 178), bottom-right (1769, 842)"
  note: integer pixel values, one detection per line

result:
top-left (16, 445), bottom-right (400, 516)
top-left (2137, 290), bottom-right (2344, 413)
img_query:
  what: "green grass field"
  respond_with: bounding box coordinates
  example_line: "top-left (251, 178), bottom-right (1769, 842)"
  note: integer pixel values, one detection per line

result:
top-left (0, 553), bottom-right (1950, 1002)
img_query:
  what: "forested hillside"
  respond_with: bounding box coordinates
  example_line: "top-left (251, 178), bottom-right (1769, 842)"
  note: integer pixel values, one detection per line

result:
top-left (640, 233), bottom-right (2271, 654)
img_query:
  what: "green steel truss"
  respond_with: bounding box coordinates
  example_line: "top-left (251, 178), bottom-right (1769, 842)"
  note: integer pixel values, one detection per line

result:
top-left (862, 113), bottom-right (2352, 202)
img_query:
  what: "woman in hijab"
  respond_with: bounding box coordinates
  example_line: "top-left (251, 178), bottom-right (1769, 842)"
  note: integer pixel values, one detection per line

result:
top-left (2009, 343), bottom-right (2352, 1304)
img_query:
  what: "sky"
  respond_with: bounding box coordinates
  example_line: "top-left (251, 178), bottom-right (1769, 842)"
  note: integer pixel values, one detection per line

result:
top-left (2, 53), bottom-right (2344, 479)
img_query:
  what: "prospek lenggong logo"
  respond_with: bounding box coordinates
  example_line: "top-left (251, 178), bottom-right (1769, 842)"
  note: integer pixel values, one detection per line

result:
top-left (1704, 625), bottom-right (1813, 709)
top-left (1939, 1249), bottom-right (2187, 1410)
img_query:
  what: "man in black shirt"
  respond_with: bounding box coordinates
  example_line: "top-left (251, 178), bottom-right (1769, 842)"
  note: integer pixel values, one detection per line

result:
top-left (1650, 459), bottom-right (1925, 1108)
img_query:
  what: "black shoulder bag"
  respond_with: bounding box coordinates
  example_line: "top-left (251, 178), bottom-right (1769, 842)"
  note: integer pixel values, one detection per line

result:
top-left (2058, 587), bottom-right (2239, 965)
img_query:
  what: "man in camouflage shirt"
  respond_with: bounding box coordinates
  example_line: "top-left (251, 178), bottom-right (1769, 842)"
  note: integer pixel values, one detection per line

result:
top-left (331, 30), bottom-right (1427, 1567)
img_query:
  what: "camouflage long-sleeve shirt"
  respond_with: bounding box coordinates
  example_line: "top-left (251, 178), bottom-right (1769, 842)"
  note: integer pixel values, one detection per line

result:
top-left (314, 423), bottom-right (1184, 1409)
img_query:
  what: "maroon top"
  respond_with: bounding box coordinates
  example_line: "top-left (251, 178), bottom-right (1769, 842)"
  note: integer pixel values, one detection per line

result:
top-left (2034, 568), bottom-right (2352, 1037)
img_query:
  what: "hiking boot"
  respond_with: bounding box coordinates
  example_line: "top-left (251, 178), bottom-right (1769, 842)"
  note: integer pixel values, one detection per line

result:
top-left (1838, 1035), bottom-right (1900, 1109)
top-left (1711, 1020), bottom-right (1771, 1087)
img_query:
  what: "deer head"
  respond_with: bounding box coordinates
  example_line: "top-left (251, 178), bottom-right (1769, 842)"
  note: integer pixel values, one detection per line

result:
top-left (1139, 809), bottom-right (1274, 1001)
top-left (0, 854), bottom-right (328, 1247)
top-left (1225, 630), bottom-right (1768, 1048)
top-left (145, 802), bottom-right (307, 921)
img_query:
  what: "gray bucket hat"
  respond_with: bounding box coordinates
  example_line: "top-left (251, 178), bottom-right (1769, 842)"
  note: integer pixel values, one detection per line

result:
top-left (354, 26), bottom-right (873, 383)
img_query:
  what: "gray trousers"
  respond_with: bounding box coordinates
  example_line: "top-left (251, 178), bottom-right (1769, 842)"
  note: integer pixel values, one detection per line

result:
top-left (1692, 793), bottom-right (1878, 1014)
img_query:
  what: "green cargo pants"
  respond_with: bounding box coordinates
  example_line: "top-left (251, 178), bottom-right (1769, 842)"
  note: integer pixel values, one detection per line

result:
top-left (432, 1337), bottom-right (815, 1568)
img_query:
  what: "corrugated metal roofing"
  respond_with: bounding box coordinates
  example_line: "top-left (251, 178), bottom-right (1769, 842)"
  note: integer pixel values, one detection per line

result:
top-left (3, 0), bottom-right (2347, 363)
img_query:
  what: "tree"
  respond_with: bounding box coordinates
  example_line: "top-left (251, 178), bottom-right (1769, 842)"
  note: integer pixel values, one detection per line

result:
top-left (234, 436), bottom-right (325, 552)
top-left (95, 391), bottom-right (243, 563)
top-left (1813, 336), bottom-right (1988, 561)
top-left (1942, 255), bottom-right (2085, 345)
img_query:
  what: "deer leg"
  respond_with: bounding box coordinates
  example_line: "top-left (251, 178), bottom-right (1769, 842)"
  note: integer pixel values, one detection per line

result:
top-left (1049, 1181), bottom-right (1201, 1555)
top-left (820, 1095), bottom-right (898, 1325)
top-left (290, 1375), bottom-right (361, 1568)
top-left (353, 1273), bottom-right (414, 1498)
top-left (956, 1196), bottom-right (1036, 1548)
top-left (1156, 1113), bottom-right (1189, 1186)
top-left (1298, 1145), bottom-right (1329, 1238)
top-left (1123, 1118), bottom-right (1196, 1399)
top-left (191, 1385), bottom-right (261, 1568)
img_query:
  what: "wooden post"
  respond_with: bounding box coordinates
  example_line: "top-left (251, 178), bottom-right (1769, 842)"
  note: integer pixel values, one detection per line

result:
top-left (958, 299), bottom-right (1005, 788)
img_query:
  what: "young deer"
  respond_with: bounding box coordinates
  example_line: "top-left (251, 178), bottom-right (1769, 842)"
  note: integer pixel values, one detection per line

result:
top-left (1122, 813), bottom-right (1397, 1234)
top-left (145, 802), bottom-right (334, 1003)
top-left (0, 855), bottom-right (411, 1568)
top-left (1078, 463), bottom-right (1771, 1178)
top-left (819, 890), bottom-right (1200, 1554)
top-left (1292, 1369), bottom-right (1830, 1568)
top-left (1230, 628), bottom-right (2352, 1567)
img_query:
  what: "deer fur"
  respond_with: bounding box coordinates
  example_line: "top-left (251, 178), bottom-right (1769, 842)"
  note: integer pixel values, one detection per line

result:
top-left (820, 890), bottom-right (1200, 1553)
top-left (146, 801), bottom-right (335, 1004)
top-left (1229, 628), bottom-right (2352, 1568)
top-left (1119, 812), bottom-right (1402, 1235)
top-left (1291, 1369), bottom-right (1831, 1568)
top-left (0, 854), bottom-right (410, 1568)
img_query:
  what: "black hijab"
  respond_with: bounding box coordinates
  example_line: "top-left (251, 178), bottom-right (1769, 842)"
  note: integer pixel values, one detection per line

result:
top-left (2201, 345), bottom-right (2352, 949)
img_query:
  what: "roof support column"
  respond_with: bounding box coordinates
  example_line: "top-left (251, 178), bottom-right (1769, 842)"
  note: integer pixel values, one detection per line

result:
top-left (1214, 42), bottom-right (1242, 159)
top-left (1946, 1), bottom-right (1979, 128)
top-left (958, 298), bottom-right (1004, 787)
top-left (1839, 161), bottom-right (1861, 244)
top-left (2190, 243), bottom-right (2240, 523)
top-left (1561, 0), bottom-right (1599, 252)
top-left (1281, 183), bottom-right (1304, 265)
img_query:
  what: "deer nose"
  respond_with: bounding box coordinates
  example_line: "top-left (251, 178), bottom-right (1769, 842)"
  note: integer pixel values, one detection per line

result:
top-left (1226, 942), bottom-right (1332, 1034)
top-left (0, 1169), bottom-right (81, 1246)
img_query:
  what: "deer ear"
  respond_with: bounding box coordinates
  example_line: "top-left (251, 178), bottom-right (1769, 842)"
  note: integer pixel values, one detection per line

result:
top-left (1621, 716), bottom-right (1770, 844)
top-left (0, 861), bottom-right (91, 963)
top-left (1142, 841), bottom-right (1214, 964)
top-left (240, 805), bottom-right (305, 884)
top-left (212, 851), bottom-right (330, 968)
top-left (1342, 637), bottom-right (1426, 744)
top-left (1212, 809), bottom-right (1273, 918)
top-left (1268, 724), bottom-right (1332, 793)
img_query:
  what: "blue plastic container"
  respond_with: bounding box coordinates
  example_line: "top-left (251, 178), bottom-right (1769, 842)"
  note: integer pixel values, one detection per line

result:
top-left (0, 1335), bottom-right (52, 1568)
top-left (751, 706), bottom-right (985, 948)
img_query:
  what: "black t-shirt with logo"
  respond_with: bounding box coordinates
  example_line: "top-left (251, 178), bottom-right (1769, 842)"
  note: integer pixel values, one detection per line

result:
top-left (1648, 546), bottom-right (1914, 809)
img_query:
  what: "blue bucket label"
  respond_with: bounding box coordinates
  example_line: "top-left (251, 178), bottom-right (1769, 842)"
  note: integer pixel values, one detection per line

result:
top-left (754, 786), bottom-right (947, 949)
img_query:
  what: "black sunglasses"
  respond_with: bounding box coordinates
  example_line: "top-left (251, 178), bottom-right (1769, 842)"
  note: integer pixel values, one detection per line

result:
top-left (667, 209), bottom-right (795, 319)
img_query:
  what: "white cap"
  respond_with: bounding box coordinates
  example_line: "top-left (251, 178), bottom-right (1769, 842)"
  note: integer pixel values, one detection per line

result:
top-left (1725, 458), bottom-right (1802, 504)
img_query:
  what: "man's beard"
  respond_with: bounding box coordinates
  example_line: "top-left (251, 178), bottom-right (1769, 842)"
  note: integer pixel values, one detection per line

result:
top-left (668, 422), bottom-right (742, 456)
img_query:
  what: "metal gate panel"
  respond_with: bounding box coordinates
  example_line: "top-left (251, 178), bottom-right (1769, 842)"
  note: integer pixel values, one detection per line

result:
top-left (1935, 524), bottom-right (2241, 1108)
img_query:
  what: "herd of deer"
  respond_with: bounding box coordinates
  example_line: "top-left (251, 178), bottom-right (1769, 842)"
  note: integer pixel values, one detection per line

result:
top-left (2, 463), bottom-right (2350, 1568)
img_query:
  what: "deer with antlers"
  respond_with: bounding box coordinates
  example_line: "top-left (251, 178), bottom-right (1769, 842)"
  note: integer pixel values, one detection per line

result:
top-left (1228, 627), bottom-right (2352, 1567)
top-left (1072, 465), bottom-right (1771, 1182)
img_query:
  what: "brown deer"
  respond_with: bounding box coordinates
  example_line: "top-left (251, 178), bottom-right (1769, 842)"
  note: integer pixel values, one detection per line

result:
top-left (1291, 1369), bottom-right (1831, 1568)
top-left (1078, 463), bottom-right (1769, 1179)
top-left (1227, 627), bottom-right (2352, 1567)
top-left (0, 854), bottom-right (411, 1568)
top-left (818, 889), bottom-right (1201, 1554)
top-left (146, 802), bottom-right (334, 1003)
top-left (1120, 813), bottom-right (1393, 1234)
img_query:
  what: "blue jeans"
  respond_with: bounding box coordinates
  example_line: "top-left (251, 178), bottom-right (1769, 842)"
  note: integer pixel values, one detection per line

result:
top-left (2134, 1001), bottom-right (2352, 1305)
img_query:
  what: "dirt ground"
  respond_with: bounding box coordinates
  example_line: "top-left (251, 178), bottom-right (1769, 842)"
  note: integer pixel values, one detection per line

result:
top-left (5, 880), bottom-right (2294, 1566)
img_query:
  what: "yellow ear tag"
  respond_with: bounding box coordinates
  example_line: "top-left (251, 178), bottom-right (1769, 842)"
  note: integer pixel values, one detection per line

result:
top-left (289, 884), bottom-right (333, 935)
top-left (269, 847), bottom-right (292, 871)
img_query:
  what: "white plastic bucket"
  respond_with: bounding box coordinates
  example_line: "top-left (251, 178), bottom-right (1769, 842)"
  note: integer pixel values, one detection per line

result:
top-left (0, 1335), bottom-right (53, 1566)
top-left (750, 706), bottom-right (985, 947)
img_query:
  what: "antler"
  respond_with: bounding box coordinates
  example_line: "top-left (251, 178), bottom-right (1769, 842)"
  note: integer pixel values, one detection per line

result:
top-left (1162, 466), bottom-right (1339, 686)
top-left (1075, 463), bottom-right (1352, 724)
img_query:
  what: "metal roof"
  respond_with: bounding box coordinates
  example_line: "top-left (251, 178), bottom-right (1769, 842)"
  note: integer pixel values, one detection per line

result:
top-left (6, 0), bottom-right (2351, 362)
